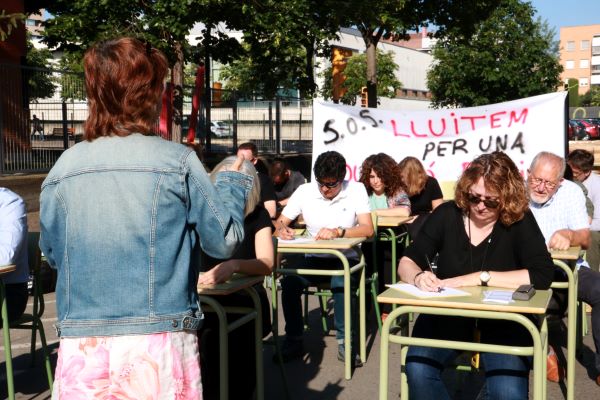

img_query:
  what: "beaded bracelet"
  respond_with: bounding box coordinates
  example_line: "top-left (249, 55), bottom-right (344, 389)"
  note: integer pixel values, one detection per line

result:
top-left (413, 270), bottom-right (426, 285)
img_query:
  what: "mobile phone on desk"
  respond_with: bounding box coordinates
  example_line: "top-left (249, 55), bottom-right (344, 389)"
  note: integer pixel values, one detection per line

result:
top-left (512, 284), bottom-right (536, 301)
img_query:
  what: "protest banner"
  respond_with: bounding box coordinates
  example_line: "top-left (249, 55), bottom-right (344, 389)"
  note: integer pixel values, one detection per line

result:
top-left (312, 92), bottom-right (568, 197)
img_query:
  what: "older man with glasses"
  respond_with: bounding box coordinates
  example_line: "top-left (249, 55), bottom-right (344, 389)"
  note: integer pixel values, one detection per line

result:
top-left (527, 151), bottom-right (600, 386)
top-left (275, 150), bottom-right (374, 366)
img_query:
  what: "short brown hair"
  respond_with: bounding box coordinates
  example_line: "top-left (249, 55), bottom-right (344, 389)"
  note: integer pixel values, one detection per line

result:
top-left (567, 149), bottom-right (595, 173)
top-left (358, 153), bottom-right (405, 197)
top-left (237, 142), bottom-right (258, 158)
top-left (455, 152), bottom-right (528, 226)
top-left (83, 37), bottom-right (168, 140)
top-left (398, 156), bottom-right (428, 197)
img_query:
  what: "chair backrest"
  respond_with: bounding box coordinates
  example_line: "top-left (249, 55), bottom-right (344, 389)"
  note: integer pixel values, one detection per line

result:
top-left (440, 180), bottom-right (456, 200)
top-left (27, 232), bottom-right (41, 274)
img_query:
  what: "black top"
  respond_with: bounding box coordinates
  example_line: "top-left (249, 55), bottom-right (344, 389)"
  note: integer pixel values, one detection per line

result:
top-left (405, 201), bottom-right (554, 347)
top-left (274, 170), bottom-right (305, 201)
top-left (409, 176), bottom-right (443, 215)
top-left (201, 206), bottom-right (272, 270)
top-left (405, 201), bottom-right (553, 289)
top-left (258, 172), bottom-right (277, 204)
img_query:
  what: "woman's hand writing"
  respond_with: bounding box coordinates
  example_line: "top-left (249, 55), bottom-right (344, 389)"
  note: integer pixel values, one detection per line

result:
top-left (198, 260), bottom-right (239, 285)
top-left (414, 271), bottom-right (443, 292)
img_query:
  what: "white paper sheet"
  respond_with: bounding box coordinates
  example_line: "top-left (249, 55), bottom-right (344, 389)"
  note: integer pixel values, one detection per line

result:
top-left (386, 283), bottom-right (471, 298)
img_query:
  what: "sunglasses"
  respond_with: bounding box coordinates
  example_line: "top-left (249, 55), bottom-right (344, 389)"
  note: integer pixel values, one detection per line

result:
top-left (317, 180), bottom-right (341, 189)
top-left (465, 193), bottom-right (500, 209)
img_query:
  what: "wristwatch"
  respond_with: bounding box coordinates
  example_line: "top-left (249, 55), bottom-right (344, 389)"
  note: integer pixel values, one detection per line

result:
top-left (479, 270), bottom-right (491, 286)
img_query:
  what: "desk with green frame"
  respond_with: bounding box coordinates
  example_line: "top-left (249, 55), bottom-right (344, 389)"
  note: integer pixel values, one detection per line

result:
top-left (377, 285), bottom-right (552, 400)
top-left (0, 264), bottom-right (17, 400)
top-left (374, 215), bottom-right (413, 285)
top-left (197, 273), bottom-right (265, 400)
top-left (549, 246), bottom-right (581, 400)
top-left (276, 236), bottom-right (367, 380)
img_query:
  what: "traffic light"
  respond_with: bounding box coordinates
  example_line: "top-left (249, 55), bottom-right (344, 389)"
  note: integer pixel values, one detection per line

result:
top-left (361, 86), bottom-right (368, 108)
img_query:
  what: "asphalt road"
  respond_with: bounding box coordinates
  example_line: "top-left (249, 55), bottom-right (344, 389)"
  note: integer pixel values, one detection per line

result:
top-left (1, 290), bottom-right (599, 399)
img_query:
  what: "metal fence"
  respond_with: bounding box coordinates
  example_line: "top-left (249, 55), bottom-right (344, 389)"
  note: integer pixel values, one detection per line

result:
top-left (0, 64), bottom-right (313, 175)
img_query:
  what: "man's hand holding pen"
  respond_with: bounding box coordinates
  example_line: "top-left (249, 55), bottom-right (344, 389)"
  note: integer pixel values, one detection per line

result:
top-left (276, 219), bottom-right (295, 240)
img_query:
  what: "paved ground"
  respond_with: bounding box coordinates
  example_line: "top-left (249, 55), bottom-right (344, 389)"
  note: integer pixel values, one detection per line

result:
top-left (1, 288), bottom-right (599, 399)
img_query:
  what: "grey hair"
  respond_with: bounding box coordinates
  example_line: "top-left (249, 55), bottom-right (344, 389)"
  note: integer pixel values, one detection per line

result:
top-left (211, 155), bottom-right (261, 216)
top-left (529, 151), bottom-right (566, 180)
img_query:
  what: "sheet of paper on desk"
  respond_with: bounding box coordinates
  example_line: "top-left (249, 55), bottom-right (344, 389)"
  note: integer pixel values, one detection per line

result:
top-left (386, 283), bottom-right (470, 298)
top-left (483, 290), bottom-right (514, 304)
top-left (278, 237), bottom-right (314, 244)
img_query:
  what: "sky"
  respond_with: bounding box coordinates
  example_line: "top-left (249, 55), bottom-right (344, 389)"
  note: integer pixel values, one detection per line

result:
top-left (530, 0), bottom-right (600, 39)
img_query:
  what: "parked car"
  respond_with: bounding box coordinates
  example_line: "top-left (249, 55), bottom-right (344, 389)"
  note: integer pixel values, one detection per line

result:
top-left (574, 119), bottom-right (600, 140)
top-left (569, 119), bottom-right (589, 140)
top-left (210, 121), bottom-right (231, 138)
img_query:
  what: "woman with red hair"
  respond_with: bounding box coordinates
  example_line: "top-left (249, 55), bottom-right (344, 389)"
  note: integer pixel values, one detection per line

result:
top-left (40, 37), bottom-right (251, 399)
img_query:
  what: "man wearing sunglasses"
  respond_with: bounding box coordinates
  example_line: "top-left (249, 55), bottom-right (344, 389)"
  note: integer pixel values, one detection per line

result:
top-left (527, 151), bottom-right (600, 386)
top-left (275, 150), bottom-right (374, 366)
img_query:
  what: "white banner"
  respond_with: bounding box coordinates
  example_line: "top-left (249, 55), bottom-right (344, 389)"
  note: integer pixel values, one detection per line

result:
top-left (312, 92), bottom-right (567, 186)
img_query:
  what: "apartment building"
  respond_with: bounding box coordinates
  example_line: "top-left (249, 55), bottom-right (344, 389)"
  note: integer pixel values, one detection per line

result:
top-left (560, 24), bottom-right (600, 95)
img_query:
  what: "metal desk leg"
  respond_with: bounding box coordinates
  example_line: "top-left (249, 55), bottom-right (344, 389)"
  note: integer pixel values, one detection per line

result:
top-left (243, 287), bottom-right (264, 400)
top-left (1, 282), bottom-right (15, 400)
top-left (199, 296), bottom-right (229, 400)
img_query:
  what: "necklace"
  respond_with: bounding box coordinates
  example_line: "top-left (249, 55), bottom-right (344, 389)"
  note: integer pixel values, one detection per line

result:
top-left (467, 212), bottom-right (493, 273)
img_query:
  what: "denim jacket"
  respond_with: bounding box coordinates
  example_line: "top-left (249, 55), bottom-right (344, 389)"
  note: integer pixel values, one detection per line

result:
top-left (40, 134), bottom-right (251, 337)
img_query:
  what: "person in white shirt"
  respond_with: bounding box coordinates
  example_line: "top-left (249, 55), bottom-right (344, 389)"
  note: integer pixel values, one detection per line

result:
top-left (568, 149), bottom-right (600, 272)
top-left (276, 151), bottom-right (374, 366)
top-left (528, 151), bottom-right (600, 386)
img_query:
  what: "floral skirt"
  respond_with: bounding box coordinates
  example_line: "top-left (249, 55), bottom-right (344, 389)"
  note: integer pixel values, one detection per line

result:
top-left (52, 331), bottom-right (202, 399)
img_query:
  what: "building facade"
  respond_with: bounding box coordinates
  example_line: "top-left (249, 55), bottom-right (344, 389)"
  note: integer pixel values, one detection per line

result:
top-left (560, 24), bottom-right (600, 95)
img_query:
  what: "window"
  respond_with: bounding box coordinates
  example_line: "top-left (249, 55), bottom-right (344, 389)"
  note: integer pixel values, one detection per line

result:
top-left (565, 60), bottom-right (575, 69)
top-left (580, 77), bottom-right (589, 86)
top-left (580, 59), bottom-right (590, 68)
top-left (566, 41), bottom-right (575, 51)
top-left (582, 40), bottom-right (590, 50)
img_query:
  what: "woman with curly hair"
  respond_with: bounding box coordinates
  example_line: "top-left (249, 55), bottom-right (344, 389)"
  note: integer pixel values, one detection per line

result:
top-left (359, 153), bottom-right (410, 217)
top-left (398, 151), bottom-right (554, 399)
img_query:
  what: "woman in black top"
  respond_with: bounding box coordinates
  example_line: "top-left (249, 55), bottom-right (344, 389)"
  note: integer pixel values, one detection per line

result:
top-left (399, 156), bottom-right (443, 215)
top-left (398, 151), bottom-right (553, 400)
top-left (198, 156), bottom-right (274, 400)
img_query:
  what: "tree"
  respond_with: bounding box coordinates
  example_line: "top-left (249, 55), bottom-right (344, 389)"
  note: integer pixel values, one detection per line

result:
top-left (42, 0), bottom-right (211, 142)
top-left (338, 0), bottom-right (501, 107)
top-left (567, 78), bottom-right (580, 107)
top-left (24, 35), bottom-right (56, 101)
top-left (319, 50), bottom-right (401, 105)
top-left (427, 0), bottom-right (563, 108)
top-left (580, 86), bottom-right (600, 107)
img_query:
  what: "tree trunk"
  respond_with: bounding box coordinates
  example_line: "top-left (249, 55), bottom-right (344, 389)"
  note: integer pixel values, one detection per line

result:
top-left (364, 34), bottom-right (378, 108)
top-left (171, 41), bottom-right (184, 143)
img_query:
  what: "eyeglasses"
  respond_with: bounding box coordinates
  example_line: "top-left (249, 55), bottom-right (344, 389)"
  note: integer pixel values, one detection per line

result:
top-left (465, 193), bottom-right (500, 209)
top-left (528, 176), bottom-right (558, 190)
top-left (317, 180), bottom-right (341, 189)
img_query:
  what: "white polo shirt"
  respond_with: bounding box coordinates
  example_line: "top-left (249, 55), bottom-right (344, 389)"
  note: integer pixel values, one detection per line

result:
top-left (582, 172), bottom-right (600, 231)
top-left (282, 180), bottom-right (371, 238)
top-left (529, 179), bottom-right (590, 244)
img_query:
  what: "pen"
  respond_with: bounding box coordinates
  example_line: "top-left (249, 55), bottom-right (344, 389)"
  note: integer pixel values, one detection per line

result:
top-left (425, 254), bottom-right (443, 292)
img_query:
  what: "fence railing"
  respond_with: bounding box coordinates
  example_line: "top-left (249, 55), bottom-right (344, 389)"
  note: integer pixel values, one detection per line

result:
top-left (0, 64), bottom-right (313, 175)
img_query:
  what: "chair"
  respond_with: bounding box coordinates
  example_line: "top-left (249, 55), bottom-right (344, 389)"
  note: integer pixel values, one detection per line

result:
top-left (300, 217), bottom-right (381, 334)
top-left (8, 231), bottom-right (53, 391)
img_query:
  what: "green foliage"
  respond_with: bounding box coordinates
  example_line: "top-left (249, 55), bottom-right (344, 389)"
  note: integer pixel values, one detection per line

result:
top-left (0, 10), bottom-right (25, 41)
top-left (427, 0), bottom-right (563, 108)
top-left (580, 86), bottom-right (600, 107)
top-left (319, 50), bottom-right (402, 105)
top-left (25, 37), bottom-right (56, 101)
top-left (338, 0), bottom-right (502, 107)
top-left (567, 78), bottom-right (580, 107)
